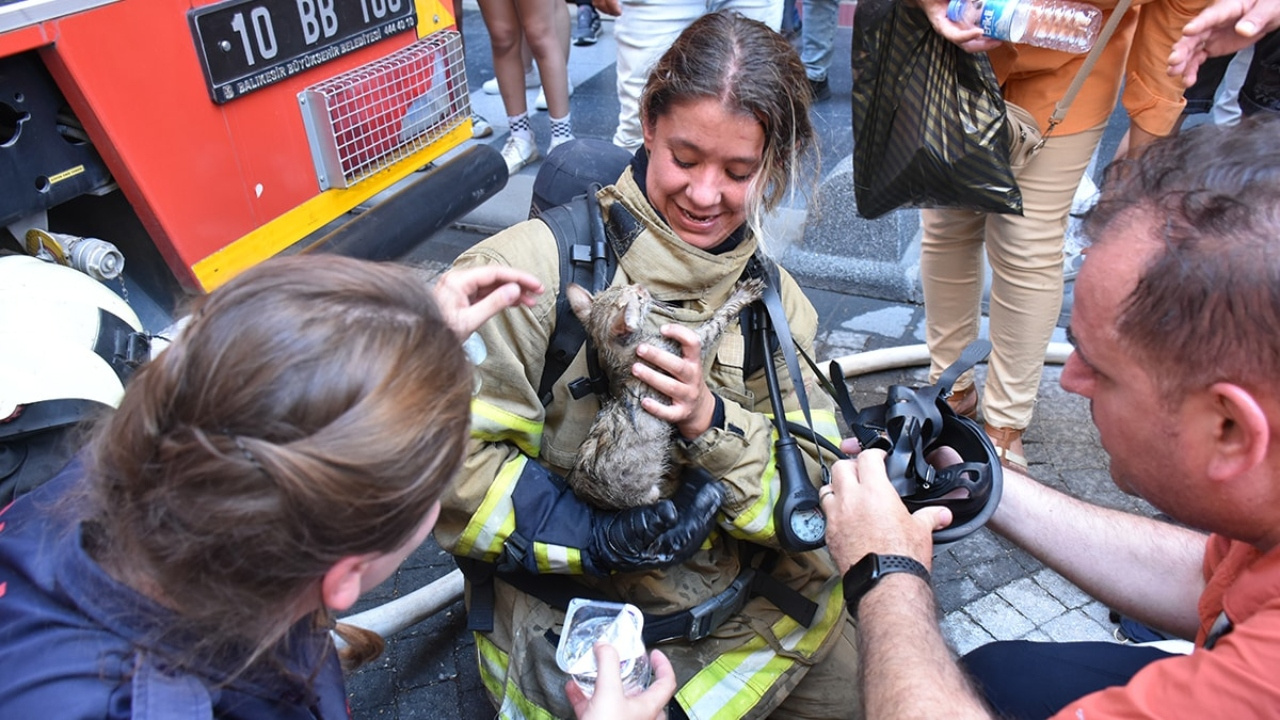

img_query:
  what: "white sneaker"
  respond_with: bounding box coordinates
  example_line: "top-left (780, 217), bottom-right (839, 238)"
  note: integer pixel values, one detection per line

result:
top-left (500, 135), bottom-right (540, 175)
top-left (482, 68), bottom-right (541, 95)
top-left (470, 113), bottom-right (493, 139)
top-left (535, 82), bottom-right (574, 111)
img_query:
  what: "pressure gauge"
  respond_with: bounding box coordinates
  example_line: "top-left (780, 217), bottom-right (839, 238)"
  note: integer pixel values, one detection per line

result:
top-left (788, 505), bottom-right (827, 545)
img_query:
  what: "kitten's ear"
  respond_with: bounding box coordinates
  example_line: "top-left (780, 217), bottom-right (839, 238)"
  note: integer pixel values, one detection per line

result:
top-left (609, 309), bottom-right (633, 339)
top-left (567, 284), bottom-right (594, 323)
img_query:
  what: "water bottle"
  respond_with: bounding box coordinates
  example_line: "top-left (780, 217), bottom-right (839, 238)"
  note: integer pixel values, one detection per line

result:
top-left (947, 0), bottom-right (1102, 53)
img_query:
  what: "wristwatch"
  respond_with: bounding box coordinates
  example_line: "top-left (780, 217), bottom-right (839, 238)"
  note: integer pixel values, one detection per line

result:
top-left (843, 553), bottom-right (930, 611)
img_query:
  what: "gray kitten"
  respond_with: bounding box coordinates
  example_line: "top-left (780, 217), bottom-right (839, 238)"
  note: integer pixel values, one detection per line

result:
top-left (565, 278), bottom-right (765, 509)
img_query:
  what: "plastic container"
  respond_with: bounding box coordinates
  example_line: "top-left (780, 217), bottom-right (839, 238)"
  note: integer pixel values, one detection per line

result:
top-left (947, 0), bottom-right (1102, 53)
top-left (555, 599), bottom-right (651, 698)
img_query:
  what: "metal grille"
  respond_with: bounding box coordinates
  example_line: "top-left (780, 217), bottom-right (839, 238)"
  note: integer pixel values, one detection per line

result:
top-left (298, 30), bottom-right (469, 190)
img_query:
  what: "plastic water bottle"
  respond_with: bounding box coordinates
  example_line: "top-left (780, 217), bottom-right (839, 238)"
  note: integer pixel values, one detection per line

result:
top-left (947, 0), bottom-right (1102, 53)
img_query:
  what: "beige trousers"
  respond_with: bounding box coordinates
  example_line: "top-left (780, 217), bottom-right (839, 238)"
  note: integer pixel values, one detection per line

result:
top-left (920, 122), bottom-right (1106, 430)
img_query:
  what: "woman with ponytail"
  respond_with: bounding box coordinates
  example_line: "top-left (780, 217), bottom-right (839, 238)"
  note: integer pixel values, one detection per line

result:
top-left (0, 255), bottom-right (540, 719)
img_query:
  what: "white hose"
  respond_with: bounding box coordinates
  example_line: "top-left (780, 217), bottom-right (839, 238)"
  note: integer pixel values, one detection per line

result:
top-left (334, 568), bottom-right (464, 649)
top-left (337, 342), bottom-right (1076, 642)
top-left (829, 342), bottom-right (1073, 378)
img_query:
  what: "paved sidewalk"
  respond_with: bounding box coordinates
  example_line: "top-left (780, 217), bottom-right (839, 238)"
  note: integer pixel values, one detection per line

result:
top-left (343, 7), bottom-right (1158, 718)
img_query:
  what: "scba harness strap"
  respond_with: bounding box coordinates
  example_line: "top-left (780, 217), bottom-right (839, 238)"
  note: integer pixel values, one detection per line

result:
top-left (456, 545), bottom-right (817, 646)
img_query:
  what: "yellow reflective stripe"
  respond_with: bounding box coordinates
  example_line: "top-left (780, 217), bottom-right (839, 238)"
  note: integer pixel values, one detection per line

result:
top-left (806, 408), bottom-right (841, 444)
top-left (676, 576), bottom-right (845, 720)
top-left (475, 634), bottom-right (560, 720)
top-left (532, 542), bottom-right (583, 574)
top-left (455, 455), bottom-right (523, 561)
top-left (471, 398), bottom-right (544, 458)
top-left (476, 632), bottom-right (509, 699)
top-left (725, 437), bottom-right (779, 540)
top-left (782, 407), bottom-right (841, 445)
top-left (726, 407), bottom-right (841, 542)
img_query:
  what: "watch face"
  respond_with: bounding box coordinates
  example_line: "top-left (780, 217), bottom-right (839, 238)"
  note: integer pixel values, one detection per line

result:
top-left (789, 506), bottom-right (827, 544)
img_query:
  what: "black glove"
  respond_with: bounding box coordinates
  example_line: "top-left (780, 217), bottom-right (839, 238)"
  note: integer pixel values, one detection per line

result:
top-left (589, 468), bottom-right (724, 573)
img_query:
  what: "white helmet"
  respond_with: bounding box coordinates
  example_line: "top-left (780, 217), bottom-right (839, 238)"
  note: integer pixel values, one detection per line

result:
top-left (0, 255), bottom-right (146, 499)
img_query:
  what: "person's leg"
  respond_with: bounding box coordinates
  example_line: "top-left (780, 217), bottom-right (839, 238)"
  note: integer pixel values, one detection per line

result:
top-left (981, 123), bottom-right (1106, 438)
top-left (1238, 28), bottom-right (1280, 116)
top-left (1210, 46), bottom-right (1252, 126)
top-left (478, 0), bottom-right (530, 118)
top-left (921, 207), bottom-right (988, 400)
top-left (719, 0), bottom-right (784, 30)
top-left (535, 1), bottom-right (574, 110)
top-left (612, 0), bottom-right (702, 150)
top-left (571, 0), bottom-right (602, 45)
top-left (800, 0), bottom-right (839, 83)
top-left (961, 640), bottom-right (1178, 719)
top-left (518, 0), bottom-right (571, 118)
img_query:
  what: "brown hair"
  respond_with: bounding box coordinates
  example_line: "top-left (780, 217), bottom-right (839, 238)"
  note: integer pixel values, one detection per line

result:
top-left (1083, 114), bottom-right (1280, 398)
top-left (640, 10), bottom-right (816, 240)
top-left (83, 254), bottom-right (472, 677)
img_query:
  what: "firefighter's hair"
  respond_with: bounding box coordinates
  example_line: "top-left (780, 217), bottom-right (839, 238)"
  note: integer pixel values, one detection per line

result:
top-left (83, 254), bottom-right (472, 682)
top-left (639, 10), bottom-right (815, 241)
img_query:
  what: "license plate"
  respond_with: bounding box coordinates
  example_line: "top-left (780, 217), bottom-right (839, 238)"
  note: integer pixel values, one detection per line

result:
top-left (189, 0), bottom-right (416, 104)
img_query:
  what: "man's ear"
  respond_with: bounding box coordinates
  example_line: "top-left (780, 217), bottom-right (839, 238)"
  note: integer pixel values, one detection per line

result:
top-left (1204, 382), bottom-right (1270, 482)
top-left (322, 555), bottom-right (374, 612)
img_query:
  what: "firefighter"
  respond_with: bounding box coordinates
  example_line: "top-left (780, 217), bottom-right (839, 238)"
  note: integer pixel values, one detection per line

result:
top-left (435, 12), bottom-right (861, 720)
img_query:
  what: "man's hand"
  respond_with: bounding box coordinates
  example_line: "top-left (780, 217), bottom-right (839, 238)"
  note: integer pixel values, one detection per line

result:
top-left (593, 0), bottom-right (620, 17)
top-left (912, 0), bottom-right (1003, 52)
top-left (821, 450), bottom-right (953, 573)
top-left (432, 266), bottom-right (543, 339)
top-left (1169, 0), bottom-right (1280, 86)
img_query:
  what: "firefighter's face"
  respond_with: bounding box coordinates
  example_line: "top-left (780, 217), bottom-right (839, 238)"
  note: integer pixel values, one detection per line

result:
top-left (642, 98), bottom-right (764, 251)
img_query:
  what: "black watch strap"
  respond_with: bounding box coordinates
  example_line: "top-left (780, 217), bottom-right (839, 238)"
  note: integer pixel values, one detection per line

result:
top-left (843, 553), bottom-right (930, 612)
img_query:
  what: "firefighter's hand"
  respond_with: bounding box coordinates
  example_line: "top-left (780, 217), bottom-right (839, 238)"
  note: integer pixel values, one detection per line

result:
top-left (433, 266), bottom-right (543, 339)
top-left (592, 469), bottom-right (723, 573)
top-left (634, 324), bottom-right (716, 440)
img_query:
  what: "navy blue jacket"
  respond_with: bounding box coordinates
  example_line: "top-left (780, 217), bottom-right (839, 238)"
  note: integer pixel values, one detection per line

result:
top-left (0, 462), bottom-right (351, 719)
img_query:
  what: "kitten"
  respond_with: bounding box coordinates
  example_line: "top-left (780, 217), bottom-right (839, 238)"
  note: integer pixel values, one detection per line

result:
top-left (564, 278), bottom-right (765, 510)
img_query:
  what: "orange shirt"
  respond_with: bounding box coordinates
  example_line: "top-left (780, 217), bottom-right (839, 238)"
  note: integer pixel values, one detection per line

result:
top-left (990, 0), bottom-right (1209, 137)
top-left (1051, 536), bottom-right (1280, 718)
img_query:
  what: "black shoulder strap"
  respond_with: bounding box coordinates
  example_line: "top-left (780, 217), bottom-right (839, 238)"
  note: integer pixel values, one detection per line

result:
top-left (536, 191), bottom-right (626, 407)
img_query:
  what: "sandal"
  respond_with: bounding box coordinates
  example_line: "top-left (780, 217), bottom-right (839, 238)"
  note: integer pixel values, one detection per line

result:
top-left (984, 423), bottom-right (1028, 472)
top-left (946, 385), bottom-right (979, 420)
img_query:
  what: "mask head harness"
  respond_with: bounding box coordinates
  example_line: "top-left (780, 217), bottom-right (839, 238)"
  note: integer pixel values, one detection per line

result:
top-left (832, 339), bottom-right (1003, 544)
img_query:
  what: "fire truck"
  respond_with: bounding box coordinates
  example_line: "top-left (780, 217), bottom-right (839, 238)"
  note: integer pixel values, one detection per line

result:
top-left (0, 0), bottom-right (505, 496)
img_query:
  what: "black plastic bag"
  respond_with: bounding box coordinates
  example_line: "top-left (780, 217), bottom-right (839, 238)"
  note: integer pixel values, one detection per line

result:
top-left (850, 0), bottom-right (1022, 219)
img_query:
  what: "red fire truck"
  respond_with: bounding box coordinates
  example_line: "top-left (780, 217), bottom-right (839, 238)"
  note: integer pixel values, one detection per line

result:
top-left (0, 0), bottom-right (504, 496)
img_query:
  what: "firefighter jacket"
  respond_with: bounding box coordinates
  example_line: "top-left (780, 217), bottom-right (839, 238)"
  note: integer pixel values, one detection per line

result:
top-left (435, 166), bottom-right (853, 720)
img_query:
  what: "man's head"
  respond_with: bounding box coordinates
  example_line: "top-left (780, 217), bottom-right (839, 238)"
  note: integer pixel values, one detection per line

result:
top-left (1064, 116), bottom-right (1280, 539)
